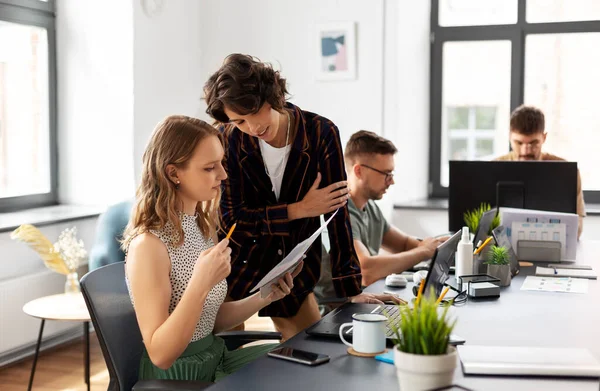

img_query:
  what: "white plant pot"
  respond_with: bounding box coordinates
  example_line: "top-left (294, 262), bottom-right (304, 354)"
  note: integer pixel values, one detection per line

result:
top-left (393, 346), bottom-right (457, 391)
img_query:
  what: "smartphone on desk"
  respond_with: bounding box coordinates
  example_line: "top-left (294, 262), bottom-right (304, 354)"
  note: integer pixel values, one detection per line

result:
top-left (267, 347), bottom-right (330, 366)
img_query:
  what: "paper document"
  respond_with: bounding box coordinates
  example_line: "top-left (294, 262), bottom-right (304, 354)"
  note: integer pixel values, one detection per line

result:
top-left (250, 209), bottom-right (338, 298)
top-left (535, 266), bottom-right (597, 280)
top-left (499, 207), bottom-right (578, 261)
top-left (521, 276), bottom-right (588, 294)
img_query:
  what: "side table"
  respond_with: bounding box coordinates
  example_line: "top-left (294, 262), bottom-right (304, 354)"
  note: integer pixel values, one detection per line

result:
top-left (22, 293), bottom-right (91, 391)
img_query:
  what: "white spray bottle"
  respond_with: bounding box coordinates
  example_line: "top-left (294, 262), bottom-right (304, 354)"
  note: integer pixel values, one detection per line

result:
top-left (455, 226), bottom-right (473, 279)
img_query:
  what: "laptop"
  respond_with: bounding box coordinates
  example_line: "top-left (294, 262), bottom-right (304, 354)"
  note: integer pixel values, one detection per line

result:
top-left (458, 345), bottom-right (600, 377)
top-left (306, 230), bottom-right (466, 345)
top-left (421, 230), bottom-right (462, 297)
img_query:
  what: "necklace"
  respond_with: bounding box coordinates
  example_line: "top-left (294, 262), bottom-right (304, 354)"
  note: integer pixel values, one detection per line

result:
top-left (263, 111), bottom-right (290, 181)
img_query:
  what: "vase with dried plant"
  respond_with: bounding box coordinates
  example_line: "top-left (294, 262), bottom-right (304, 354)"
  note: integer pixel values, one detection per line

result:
top-left (11, 225), bottom-right (87, 294)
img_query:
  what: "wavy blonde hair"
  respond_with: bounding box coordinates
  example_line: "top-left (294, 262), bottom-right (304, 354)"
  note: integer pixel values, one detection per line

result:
top-left (123, 115), bottom-right (222, 250)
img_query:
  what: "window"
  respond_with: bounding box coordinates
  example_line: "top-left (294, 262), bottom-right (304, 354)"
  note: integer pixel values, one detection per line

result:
top-left (439, 0), bottom-right (518, 27)
top-left (443, 106), bottom-right (500, 185)
top-left (0, 1), bottom-right (56, 212)
top-left (430, 0), bottom-right (600, 203)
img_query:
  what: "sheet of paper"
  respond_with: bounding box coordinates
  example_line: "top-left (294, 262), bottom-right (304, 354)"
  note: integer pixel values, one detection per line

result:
top-left (250, 209), bottom-right (339, 297)
top-left (521, 276), bottom-right (588, 294)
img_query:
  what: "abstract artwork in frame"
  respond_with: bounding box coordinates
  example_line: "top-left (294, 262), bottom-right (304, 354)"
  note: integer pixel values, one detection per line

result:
top-left (317, 21), bottom-right (357, 81)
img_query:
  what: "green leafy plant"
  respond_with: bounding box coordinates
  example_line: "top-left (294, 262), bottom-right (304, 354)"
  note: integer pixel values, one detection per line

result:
top-left (463, 203), bottom-right (500, 235)
top-left (390, 289), bottom-right (456, 355)
top-left (484, 245), bottom-right (510, 265)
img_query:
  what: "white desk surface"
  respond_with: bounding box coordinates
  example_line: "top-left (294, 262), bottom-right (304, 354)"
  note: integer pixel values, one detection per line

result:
top-left (208, 240), bottom-right (600, 391)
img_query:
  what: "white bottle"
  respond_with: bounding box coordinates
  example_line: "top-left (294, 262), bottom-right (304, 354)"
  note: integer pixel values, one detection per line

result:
top-left (455, 226), bottom-right (473, 280)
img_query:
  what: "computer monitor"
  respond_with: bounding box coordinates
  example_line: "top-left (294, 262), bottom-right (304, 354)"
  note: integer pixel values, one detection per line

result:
top-left (448, 161), bottom-right (578, 232)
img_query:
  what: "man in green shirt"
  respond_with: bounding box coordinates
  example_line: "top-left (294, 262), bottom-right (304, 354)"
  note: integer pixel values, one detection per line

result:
top-left (344, 130), bottom-right (443, 286)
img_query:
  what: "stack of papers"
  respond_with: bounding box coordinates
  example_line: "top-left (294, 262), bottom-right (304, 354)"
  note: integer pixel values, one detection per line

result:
top-left (250, 210), bottom-right (338, 298)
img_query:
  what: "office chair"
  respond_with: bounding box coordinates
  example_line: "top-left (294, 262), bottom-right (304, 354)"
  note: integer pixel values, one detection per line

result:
top-left (88, 200), bottom-right (133, 271)
top-left (80, 262), bottom-right (281, 391)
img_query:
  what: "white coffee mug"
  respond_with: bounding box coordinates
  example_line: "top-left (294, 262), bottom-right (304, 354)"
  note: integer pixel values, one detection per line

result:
top-left (339, 313), bottom-right (387, 354)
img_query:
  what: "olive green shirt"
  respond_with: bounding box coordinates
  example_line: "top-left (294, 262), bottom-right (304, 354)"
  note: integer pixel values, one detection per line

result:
top-left (347, 198), bottom-right (390, 256)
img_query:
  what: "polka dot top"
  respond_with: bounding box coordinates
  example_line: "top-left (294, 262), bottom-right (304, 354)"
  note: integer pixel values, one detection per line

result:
top-left (126, 213), bottom-right (227, 342)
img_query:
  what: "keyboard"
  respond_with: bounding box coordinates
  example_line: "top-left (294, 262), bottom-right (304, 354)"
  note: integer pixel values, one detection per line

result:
top-left (372, 304), bottom-right (402, 338)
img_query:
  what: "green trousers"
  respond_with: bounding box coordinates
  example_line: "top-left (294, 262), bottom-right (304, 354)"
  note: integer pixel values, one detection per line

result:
top-left (139, 334), bottom-right (277, 382)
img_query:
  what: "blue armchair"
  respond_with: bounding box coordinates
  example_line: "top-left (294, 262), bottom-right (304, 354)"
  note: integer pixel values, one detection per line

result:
top-left (88, 200), bottom-right (133, 271)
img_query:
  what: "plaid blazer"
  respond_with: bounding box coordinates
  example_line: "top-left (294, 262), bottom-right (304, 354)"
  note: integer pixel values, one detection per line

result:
top-left (219, 103), bottom-right (362, 317)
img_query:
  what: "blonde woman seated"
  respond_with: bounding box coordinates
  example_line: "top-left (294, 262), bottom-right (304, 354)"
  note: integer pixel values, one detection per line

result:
top-left (123, 115), bottom-right (302, 382)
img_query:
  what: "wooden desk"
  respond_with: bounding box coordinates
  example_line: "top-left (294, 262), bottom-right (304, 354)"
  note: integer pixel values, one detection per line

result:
top-left (208, 240), bottom-right (600, 390)
top-left (23, 293), bottom-right (91, 391)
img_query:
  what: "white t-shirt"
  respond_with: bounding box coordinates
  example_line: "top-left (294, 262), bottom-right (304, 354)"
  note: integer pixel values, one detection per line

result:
top-left (259, 139), bottom-right (291, 201)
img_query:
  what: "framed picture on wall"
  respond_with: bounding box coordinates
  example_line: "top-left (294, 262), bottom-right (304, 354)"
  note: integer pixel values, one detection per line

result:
top-left (316, 21), bottom-right (357, 81)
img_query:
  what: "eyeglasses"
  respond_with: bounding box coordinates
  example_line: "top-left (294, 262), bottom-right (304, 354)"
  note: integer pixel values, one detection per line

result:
top-left (360, 164), bottom-right (394, 183)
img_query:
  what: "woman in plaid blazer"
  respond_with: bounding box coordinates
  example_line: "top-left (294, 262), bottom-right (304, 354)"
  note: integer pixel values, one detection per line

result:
top-left (204, 54), bottom-right (396, 340)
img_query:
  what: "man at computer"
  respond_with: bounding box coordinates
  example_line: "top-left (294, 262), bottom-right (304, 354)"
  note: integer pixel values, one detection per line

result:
top-left (495, 105), bottom-right (585, 239)
top-left (340, 130), bottom-right (443, 286)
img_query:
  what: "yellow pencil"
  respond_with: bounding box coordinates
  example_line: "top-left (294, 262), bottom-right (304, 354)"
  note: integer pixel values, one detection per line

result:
top-left (474, 236), bottom-right (493, 255)
top-left (225, 223), bottom-right (237, 240)
top-left (436, 286), bottom-right (450, 305)
top-left (415, 279), bottom-right (425, 306)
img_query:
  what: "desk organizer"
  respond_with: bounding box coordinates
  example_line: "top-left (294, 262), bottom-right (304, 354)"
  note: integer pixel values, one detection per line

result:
top-left (517, 240), bottom-right (561, 262)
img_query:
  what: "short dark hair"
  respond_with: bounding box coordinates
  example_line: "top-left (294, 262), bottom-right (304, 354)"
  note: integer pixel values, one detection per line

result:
top-left (344, 130), bottom-right (398, 163)
top-left (204, 54), bottom-right (289, 123)
top-left (510, 105), bottom-right (545, 135)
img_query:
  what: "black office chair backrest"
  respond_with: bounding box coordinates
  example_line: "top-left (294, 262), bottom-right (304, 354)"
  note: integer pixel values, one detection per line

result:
top-left (81, 262), bottom-right (142, 391)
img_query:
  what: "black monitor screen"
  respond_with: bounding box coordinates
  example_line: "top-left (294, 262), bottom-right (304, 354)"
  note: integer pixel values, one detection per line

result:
top-left (423, 230), bottom-right (461, 298)
top-left (448, 161), bottom-right (577, 232)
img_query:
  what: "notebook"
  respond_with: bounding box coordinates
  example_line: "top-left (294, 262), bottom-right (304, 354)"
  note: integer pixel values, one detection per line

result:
top-left (535, 266), bottom-right (597, 280)
top-left (458, 345), bottom-right (600, 377)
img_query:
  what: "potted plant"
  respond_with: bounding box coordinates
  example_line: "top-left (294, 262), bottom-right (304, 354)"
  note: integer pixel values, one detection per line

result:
top-left (463, 202), bottom-right (500, 236)
top-left (390, 289), bottom-right (457, 390)
top-left (485, 245), bottom-right (511, 286)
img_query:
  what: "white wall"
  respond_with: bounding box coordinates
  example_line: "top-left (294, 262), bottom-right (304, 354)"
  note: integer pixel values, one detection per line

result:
top-left (196, 0), bottom-right (385, 139)
top-left (133, 0), bottom-right (205, 182)
top-left (56, 0), bottom-right (135, 205)
top-left (132, 0), bottom-right (390, 181)
top-left (386, 0), bottom-right (431, 205)
top-left (131, 0), bottom-right (432, 223)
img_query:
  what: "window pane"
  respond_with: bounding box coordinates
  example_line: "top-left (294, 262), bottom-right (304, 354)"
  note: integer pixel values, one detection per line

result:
top-left (439, 0), bottom-right (517, 27)
top-left (525, 33), bottom-right (600, 191)
top-left (449, 139), bottom-right (468, 160)
top-left (475, 107), bottom-right (496, 130)
top-left (475, 138), bottom-right (494, 158)
top-left (448, 107), bottom-right (469, 129)
top-left (0, 21), bottom-right (50, 199)
top-left (441, 41), bottom-right (512, 187)
top-left (527, 0), bottom-right (600, 23)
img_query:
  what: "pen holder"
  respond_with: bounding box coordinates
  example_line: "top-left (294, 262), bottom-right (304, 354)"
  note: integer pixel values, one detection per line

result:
top-left (472, 243), bottom-right (492, 275)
